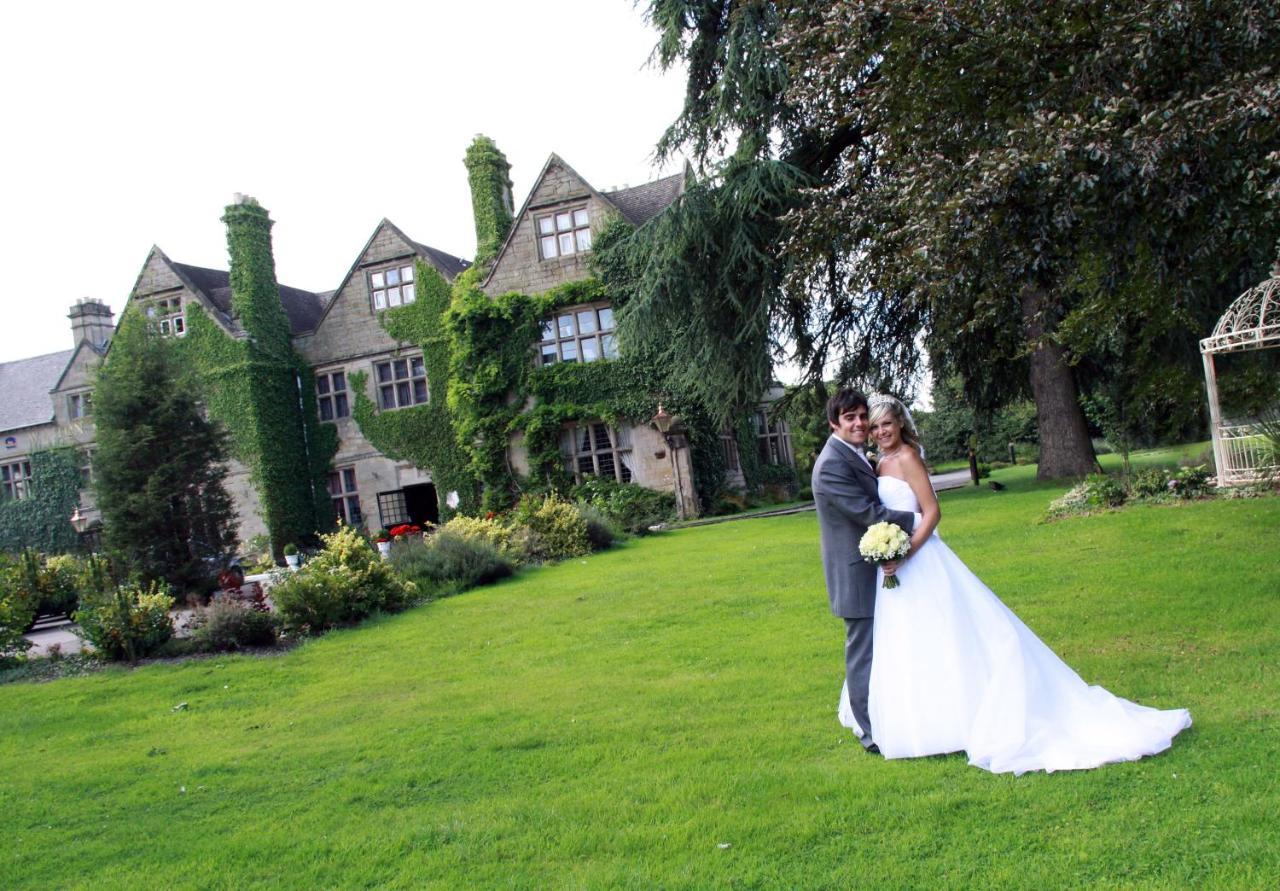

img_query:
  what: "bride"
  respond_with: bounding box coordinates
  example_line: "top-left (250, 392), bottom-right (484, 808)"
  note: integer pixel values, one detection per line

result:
top-left (838, 395), bottom-right (1192, 775)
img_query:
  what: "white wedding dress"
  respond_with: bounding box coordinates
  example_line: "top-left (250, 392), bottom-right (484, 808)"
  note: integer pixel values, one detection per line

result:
top-left (839, 475), bottom-right (1192, 775)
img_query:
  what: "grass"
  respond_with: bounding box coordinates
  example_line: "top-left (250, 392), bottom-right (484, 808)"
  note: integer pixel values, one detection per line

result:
top-left (2, 452), bottom-right (1278, 889)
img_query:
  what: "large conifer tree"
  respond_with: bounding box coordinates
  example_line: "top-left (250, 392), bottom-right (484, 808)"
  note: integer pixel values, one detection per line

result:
top-left (93, 313), bottom-right (237, 591)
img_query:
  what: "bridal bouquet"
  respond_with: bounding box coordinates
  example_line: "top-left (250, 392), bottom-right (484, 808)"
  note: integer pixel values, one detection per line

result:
top-left (859, 522), bottom-right (911, 589)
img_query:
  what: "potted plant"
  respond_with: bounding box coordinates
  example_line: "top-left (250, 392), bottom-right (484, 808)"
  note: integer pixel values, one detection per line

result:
top-left (283, 543), bottom-right (300, 570)
top-left (372, 528), bottom-right (392, 559)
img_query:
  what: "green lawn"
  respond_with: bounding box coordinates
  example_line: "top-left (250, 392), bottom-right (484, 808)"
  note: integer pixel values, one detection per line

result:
top-left (3, 460), bottom-right (1278, 889)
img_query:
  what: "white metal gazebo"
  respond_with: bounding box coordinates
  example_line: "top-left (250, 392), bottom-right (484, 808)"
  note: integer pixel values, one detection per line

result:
top-left (1200, 259), bottom-right (1280, 485)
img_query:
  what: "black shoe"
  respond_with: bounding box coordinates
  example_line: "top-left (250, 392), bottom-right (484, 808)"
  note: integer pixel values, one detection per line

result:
top-left (864, 743), bottom-right (881, 755)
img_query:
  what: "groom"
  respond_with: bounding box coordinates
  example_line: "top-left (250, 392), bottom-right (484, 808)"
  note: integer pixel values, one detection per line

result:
top-left (812, 389), bottom-right (919, 752)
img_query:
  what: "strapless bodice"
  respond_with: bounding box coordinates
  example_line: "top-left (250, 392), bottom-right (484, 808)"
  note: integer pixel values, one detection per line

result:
top-left (877, 474), bottom-right (920, 512)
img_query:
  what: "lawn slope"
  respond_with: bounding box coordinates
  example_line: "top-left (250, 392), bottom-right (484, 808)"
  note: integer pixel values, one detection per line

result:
top-left (2, 468), bottom-right (1277, 889)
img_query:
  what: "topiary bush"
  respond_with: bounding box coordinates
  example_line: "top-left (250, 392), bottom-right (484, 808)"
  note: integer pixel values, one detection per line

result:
top-left (269, 524), bottom-right (417, 633)
top-left (389, 532), bottom-right (514, 597)
top-left (189, 600), bottom-right (278, 651)
top-left (75, 581), bottom-right (175, 661)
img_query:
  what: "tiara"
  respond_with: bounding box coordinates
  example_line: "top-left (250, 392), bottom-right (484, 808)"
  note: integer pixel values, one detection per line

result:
top-left (867, 393), bottom-right (901, 409)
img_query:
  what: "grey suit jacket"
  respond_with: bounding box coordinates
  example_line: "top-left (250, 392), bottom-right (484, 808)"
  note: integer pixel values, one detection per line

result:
top-left (811, 434), bottom-right (917, 618)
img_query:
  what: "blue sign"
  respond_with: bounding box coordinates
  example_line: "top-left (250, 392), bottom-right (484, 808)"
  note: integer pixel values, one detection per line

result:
top-left (3, 436), bottom-right (15, 450)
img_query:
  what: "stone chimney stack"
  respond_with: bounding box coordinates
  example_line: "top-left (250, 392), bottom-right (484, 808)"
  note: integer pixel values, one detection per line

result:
top-left (464, 134), bottom-right (514, 270)
top-left (221, 193), bottom-right (287, 343)
top-left (68, 298), bottom-right (115, 349)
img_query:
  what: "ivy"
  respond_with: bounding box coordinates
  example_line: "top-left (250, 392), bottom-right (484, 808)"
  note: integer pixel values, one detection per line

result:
top-left (0, 447), bottom-right (83, 555)
top-left (446, 269), bottom-right (730, 510)
top-left (348, 261), bottom-right (477, 521)
top-left (173, 199), bottom-right (336, 555)
top-left (465, 135), bottom-right (515, 271)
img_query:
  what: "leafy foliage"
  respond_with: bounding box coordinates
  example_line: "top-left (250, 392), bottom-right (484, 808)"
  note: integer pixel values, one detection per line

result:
top-left (188, 600), bottom-right (278, 652)
top-left (349, 261), bottom-right (477, 520)
top-left (642, 1), bottom-right (1280, 478)
top-left (569, 478), bottom-right (674, 535)
top-left (92, 314), bottom-right (238, 592)
top-left (511, 494), bottom-right (591, 562)
top-left (74, 580), bottom-right (175, 662)
top-left (269, 524), bottom-right (416, 633)
top-left (464, 135), bottom-right (515, 271)
top-left (387, 532), bottom-right (514, 597)
top-left (0, 447), bottom-right (83, 555)
top-left (179, 198), bottom-right (337, 557)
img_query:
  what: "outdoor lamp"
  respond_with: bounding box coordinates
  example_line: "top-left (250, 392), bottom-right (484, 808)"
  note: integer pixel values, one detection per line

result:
top-left (70, 506), bottom-right (90, 535)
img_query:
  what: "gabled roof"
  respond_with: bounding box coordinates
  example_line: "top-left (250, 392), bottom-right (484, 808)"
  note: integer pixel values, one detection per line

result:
top-left (602, 171), bottom-right (687, 227)
top-left (0, 349), bottom-right (75, 433)
top-left (170, 262), bottom-right (327, 335)
top-left (309, 219), bottom-right (471, 334)
top-left (51, 338), bottom-right (108, 393)
top-left (482, 154), bottom-right (687, 289)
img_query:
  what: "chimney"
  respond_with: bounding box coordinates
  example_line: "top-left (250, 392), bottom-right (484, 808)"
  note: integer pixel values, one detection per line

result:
top-left (221, 194), bottom-right (287, 341)
top-left (69, 298), bottom-right (115, 349)
top-left (464, 134), bottom-right (514, 270)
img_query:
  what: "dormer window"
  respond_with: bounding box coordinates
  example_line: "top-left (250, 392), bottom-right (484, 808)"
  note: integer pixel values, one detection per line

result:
top-left (146, 297), bottom-right (185, 336)
top-left (537, 208), bottom-right (592, 260)
top-left (370, 264), bottom-right (417, 311)
top-left (538, 303), bottom-right (617, 366)
top-left (68, 392), bottom-right (93, 420)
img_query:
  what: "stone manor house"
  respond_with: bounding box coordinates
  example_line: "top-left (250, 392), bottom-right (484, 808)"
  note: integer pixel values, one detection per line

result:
top-left (1, 145), bottom-right (793, 548)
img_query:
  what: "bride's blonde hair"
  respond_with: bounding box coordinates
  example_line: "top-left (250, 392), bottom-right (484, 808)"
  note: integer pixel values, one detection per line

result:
top-left (868, 395), bottom-right (924, 458)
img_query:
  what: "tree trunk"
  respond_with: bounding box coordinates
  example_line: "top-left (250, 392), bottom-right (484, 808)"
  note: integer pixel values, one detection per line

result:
top-left (1021, 285), bottom-right (1099, 480)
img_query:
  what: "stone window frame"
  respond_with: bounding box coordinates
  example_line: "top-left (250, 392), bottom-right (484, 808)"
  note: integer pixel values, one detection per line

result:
top-left (373, 355), bottom-right (428, 410)
top-left (1, 458), bottom-right (33, 501)
top-left (67, 390), bottom-right (93, 420)
top-left (719, 429), bottom-right (741, 472)
top-left (368, 262), bottom-right (417, 311)
top-left (315, 369), bottom-right (350, 421)
top-left (536, 206), bottom-right (592, 260)
top-left (146, 296), bottom-right (185, 336)
top-left (78, 447), bottom-right (94, 488)
top-left (329, 465), bottom-right (362, 527)
top-left (538, 302), bottom-right (618, 366)
top-left (376, 491), bottom-right (411, 528)
top-left (754, 409), bottom-right (793, 466)
top-left (560, 421), bottom-right (633, 484)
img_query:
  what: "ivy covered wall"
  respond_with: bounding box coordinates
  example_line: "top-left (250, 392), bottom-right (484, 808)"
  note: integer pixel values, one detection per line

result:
top-left (349, 261), bottom-right (477, 521)
top-left (0, 447), bottom-right (83, 554)
top-left (178, 199), bottom-right (336, 554)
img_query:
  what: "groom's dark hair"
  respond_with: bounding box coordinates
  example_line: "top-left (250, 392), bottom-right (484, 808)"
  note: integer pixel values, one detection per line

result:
top-left (826, 388), bottom-right (869, 426)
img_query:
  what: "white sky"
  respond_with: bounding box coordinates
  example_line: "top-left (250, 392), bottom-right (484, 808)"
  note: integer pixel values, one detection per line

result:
top-left (0, 0), bottom-right (688, 364)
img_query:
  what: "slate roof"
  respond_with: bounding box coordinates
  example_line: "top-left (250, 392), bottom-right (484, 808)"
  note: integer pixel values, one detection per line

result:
top-left (0, 349), bottom-right (75, 432)
top-left (408, 240), bottom-right (471, 279)
top-left (603, 172), bottom-right (687, 227)
top-left (170, 263), bottom-right (327, 335)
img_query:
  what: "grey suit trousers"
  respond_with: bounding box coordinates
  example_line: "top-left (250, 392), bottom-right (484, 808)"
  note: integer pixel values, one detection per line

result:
top-left (844, 617), bottom-right (875, 748)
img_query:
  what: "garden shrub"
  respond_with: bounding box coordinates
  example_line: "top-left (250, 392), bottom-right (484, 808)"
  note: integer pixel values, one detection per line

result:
top-left (75, 581), bottom-right (175, 661)
top-left (514, 494), bottom-right (591, 561)
top-left (1130, 467), bottom-right (1171, 498)
top-left (440, 515), bottom-right (516, 555)
top-left (570, 478), bottom-right (675, 533)
top-left (389, 532), bottom-right (514, 596)
top-left (1168, 465), bottom-right (1211, 499)
top-left (1045, 474), bottom-right (1127, 521)
top-left (39, 554), bottom-right (82, 616)
top-left (189, 600), bottom-right (278, 651)
top-left (0, 559), bottom-right (36, 666)
top-left (269, 524), bottom-right (416, 633)
top-left (575, 503), bottom-right (619, 551)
